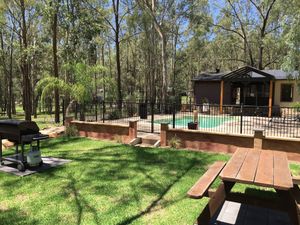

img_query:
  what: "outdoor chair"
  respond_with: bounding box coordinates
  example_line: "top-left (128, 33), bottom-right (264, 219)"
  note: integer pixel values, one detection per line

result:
top-left (268, 113), bottom-right (300, 127)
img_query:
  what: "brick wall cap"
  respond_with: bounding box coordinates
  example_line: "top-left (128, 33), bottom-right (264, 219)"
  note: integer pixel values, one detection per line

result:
top-left (253, 128), bottom-right (265, 132)
top-left (265, 136), bottom-right (300, 142)
top-left (71, 120), bottom-right (129, 128)
top-left (129, 119), bottom-right (139, 123)
top-left (169, 128), bottom-right (253, 138)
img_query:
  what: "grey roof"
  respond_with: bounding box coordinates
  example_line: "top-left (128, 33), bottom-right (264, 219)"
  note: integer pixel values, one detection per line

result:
top-left (192, 72), bottom-right (227, 81)
top-left (193, 69), bottom-right (299, 82)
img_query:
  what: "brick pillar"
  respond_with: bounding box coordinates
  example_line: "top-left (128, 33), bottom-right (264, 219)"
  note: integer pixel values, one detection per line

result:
top-left (161, 123), bottom-right (169, 147)
top-left (129, 120), bottom-right (138, 139)
top-left (193, 110), bottom-right (198, 123)
top-left (253, 128), bottom-right (265, 149)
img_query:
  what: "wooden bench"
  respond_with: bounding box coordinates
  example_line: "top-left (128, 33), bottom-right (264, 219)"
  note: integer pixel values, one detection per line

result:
top-left (289, 185), bottom-right (300, 224)
top-left (293, 176), bottom-right (300, 185)
top-left (187, 161), bottom-right (226, 199)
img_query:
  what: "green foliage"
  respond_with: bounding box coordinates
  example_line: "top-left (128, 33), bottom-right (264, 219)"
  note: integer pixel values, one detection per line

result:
top-left (1, 0), bottom-right (300, 120)
top-left (113, 135), bottom-right (123, 143)
top-left (97, 76), bottom-right (117, 102)
top-left (168, 135), bottom-right (182, 149)
top-left (36, 62), bottom-right (106, 107)
top-left (108, 110), bottom-right (121, 120)
top-left (64, 125), bottom-right (79, 137)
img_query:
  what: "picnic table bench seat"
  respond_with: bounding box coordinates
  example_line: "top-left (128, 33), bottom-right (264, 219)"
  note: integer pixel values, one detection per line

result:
top-left (293, 176), bottom-right (300, 185)
top-left (187, 161), bottom-right (226, 199)
top-left (290, 185), bottom-right (300, 221)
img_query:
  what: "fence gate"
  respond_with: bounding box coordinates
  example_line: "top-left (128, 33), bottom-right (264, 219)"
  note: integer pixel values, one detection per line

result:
top-left (137, 103), bottom-right (155, 133)
top-left (136, 103), bottom-right (176, 134)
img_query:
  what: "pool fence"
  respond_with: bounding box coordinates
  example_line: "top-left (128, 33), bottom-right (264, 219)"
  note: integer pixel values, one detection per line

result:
top-left (68, 101), bottom-right (300, 139)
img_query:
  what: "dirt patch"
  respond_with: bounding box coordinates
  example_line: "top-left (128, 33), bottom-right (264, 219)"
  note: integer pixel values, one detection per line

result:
top-left (0, 202), bottom-right (9, 211)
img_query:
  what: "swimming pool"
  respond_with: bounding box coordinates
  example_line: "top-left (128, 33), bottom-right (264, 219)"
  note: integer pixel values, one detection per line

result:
top-left (154, 115), bottom-right (233, 128)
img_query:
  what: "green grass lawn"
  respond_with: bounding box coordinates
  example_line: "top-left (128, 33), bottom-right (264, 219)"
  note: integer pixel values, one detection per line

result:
top-left (0, 138), bottom-right (299, 225)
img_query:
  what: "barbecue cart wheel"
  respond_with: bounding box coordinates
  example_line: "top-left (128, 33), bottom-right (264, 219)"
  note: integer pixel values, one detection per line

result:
top-left (17, 163), bottom-right (25, 172)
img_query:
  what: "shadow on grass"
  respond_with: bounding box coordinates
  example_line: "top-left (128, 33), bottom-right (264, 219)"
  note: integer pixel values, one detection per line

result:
top-left (0, 138), bottom-right (220, 225)
top-left (0, 208), bottom-right (38, 225)
top-left (244, 187), bottom-right (278, 200)
top-left (41, 137), bottom-right (84, 149)
top-left (116, 161), bottom-right (197, 225)
top-left (63, 174), bottom-right (101, 225)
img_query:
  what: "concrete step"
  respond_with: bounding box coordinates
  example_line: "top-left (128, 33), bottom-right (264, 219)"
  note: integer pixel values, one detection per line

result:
top-left (135, 139), bottom-right (160, 148)
top-left (133, 133), bottom-right (160, 148)
top-left (135, 143), bottom-right (155, 148)
top-left (140, 134), bottom-right (160, 145)
top-left (141, 138), bottom-right (158, 145)
top-left (129, 138), bottom-right (142, 146)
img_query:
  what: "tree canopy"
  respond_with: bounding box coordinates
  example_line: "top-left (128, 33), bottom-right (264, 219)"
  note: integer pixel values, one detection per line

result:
top-left (0, 0), bottom-right (299, 120)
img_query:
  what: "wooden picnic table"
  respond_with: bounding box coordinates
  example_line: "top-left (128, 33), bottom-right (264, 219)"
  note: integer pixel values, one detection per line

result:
top-left (188, 148), bottom-right (300, 225)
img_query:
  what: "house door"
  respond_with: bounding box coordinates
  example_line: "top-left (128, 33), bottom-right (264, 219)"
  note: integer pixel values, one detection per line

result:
top-left (231, 86), bottom-right (241, 105)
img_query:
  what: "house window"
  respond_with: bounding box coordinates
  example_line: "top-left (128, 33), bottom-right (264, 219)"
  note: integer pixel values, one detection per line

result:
top-left (281, 84), bottom-right (293, 102)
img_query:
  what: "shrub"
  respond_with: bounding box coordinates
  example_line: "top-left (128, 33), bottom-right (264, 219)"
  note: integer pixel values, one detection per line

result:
top-left (64, 125), bottom-right (78, 137)
top-left (108, 110), bottom-right (121, 120)
top-left (292, 102), bottom-right (300, 112)
top-left (168, 135), bottom-right (181, 149)
top-left (113, 135), bottom-right (123, 143)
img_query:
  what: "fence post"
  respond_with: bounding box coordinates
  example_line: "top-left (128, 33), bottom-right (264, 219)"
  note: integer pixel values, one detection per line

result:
top-left (102, 101), bottom-right (105, 123)
top-left (253, 128), bottom-right (265, 149)
top-left (240, 104), bottom-right (243, 134)
top-left (95, 102), bottom-right (98, 122)
top-left (160, 123), bottom-right (169, 147)
top-left (75, 102), bottom-right (78, 120)
top-left (62, 99), bottom-right (65, 125)
top-left (172, 102), bottom-right (176, 128)
top-left (151, 102), bottom-right (154, 133)
top-left (129, 120), bottom-right (138, 139)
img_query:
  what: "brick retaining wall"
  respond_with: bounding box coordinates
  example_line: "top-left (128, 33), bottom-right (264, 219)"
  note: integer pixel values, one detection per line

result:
top-left (161, 124), bottom-right (300, 162)
top-left (70, 120), bottom-right (137, 144)
top-left (165, 128), bottom-right (253, 154)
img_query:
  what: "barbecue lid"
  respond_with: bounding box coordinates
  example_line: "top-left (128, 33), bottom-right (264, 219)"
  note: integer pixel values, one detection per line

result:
top-left (0, 120), bottom-right (39, 132)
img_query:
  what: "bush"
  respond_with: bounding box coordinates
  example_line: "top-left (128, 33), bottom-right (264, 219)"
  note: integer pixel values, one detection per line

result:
top-left (64, 125), bottom-right (78, 137)
top-left (292, 102), bottom-right (300, 112)
top-left (108, 110), bottom-right (121, 120)
top-left (113, 135), bottom-right (123, 143)
top-left (168, 135), bottom-right (181, 149)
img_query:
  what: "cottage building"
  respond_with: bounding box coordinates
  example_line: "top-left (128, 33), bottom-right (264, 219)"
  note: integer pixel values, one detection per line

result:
top-left (193, 66), bottom-right (299, 114)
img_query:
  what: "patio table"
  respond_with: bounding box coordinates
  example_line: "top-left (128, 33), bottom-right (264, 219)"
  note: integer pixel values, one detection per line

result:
top-left (195, 148), bottom-right (299, 225)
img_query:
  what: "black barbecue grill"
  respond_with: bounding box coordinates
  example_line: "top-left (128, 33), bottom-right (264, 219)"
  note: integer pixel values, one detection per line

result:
top-left (0, 120), bottom-right (48, 171)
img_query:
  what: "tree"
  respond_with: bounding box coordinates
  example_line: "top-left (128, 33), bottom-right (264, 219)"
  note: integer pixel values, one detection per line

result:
top-left (36, 62), bottom-right (106, 120)
top-left (212, 0), bottom-right (284, 69)
top-left (138, 0), bottom-right (168, 106)
top-left (52, 0), bottom-right (60, 123)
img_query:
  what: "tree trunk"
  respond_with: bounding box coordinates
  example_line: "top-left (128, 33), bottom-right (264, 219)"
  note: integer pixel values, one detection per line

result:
top-left (53, 0), bottom-right (60, 123)
top-left (113, 0), bottom-right (122, 110)
top-left (7, 32), bottom-right (14, 119)
top-left (0, 31), bottom-right (9, 116)
top-left (258, 44), bottom-right (264, 70)
top-left (20, 0), bottom-right (32, 121)
top-left (12, 94), bottom-right (16, 115)
top-left (161, 33), bottom-right (167, 107)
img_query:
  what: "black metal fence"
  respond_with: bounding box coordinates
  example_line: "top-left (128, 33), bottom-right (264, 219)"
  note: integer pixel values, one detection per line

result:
top-left (72, 101), bottom-right (300, 138)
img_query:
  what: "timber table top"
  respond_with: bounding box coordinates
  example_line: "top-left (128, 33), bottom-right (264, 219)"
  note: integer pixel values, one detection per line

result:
top-left (219, 148), bottom-right (293, 190)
